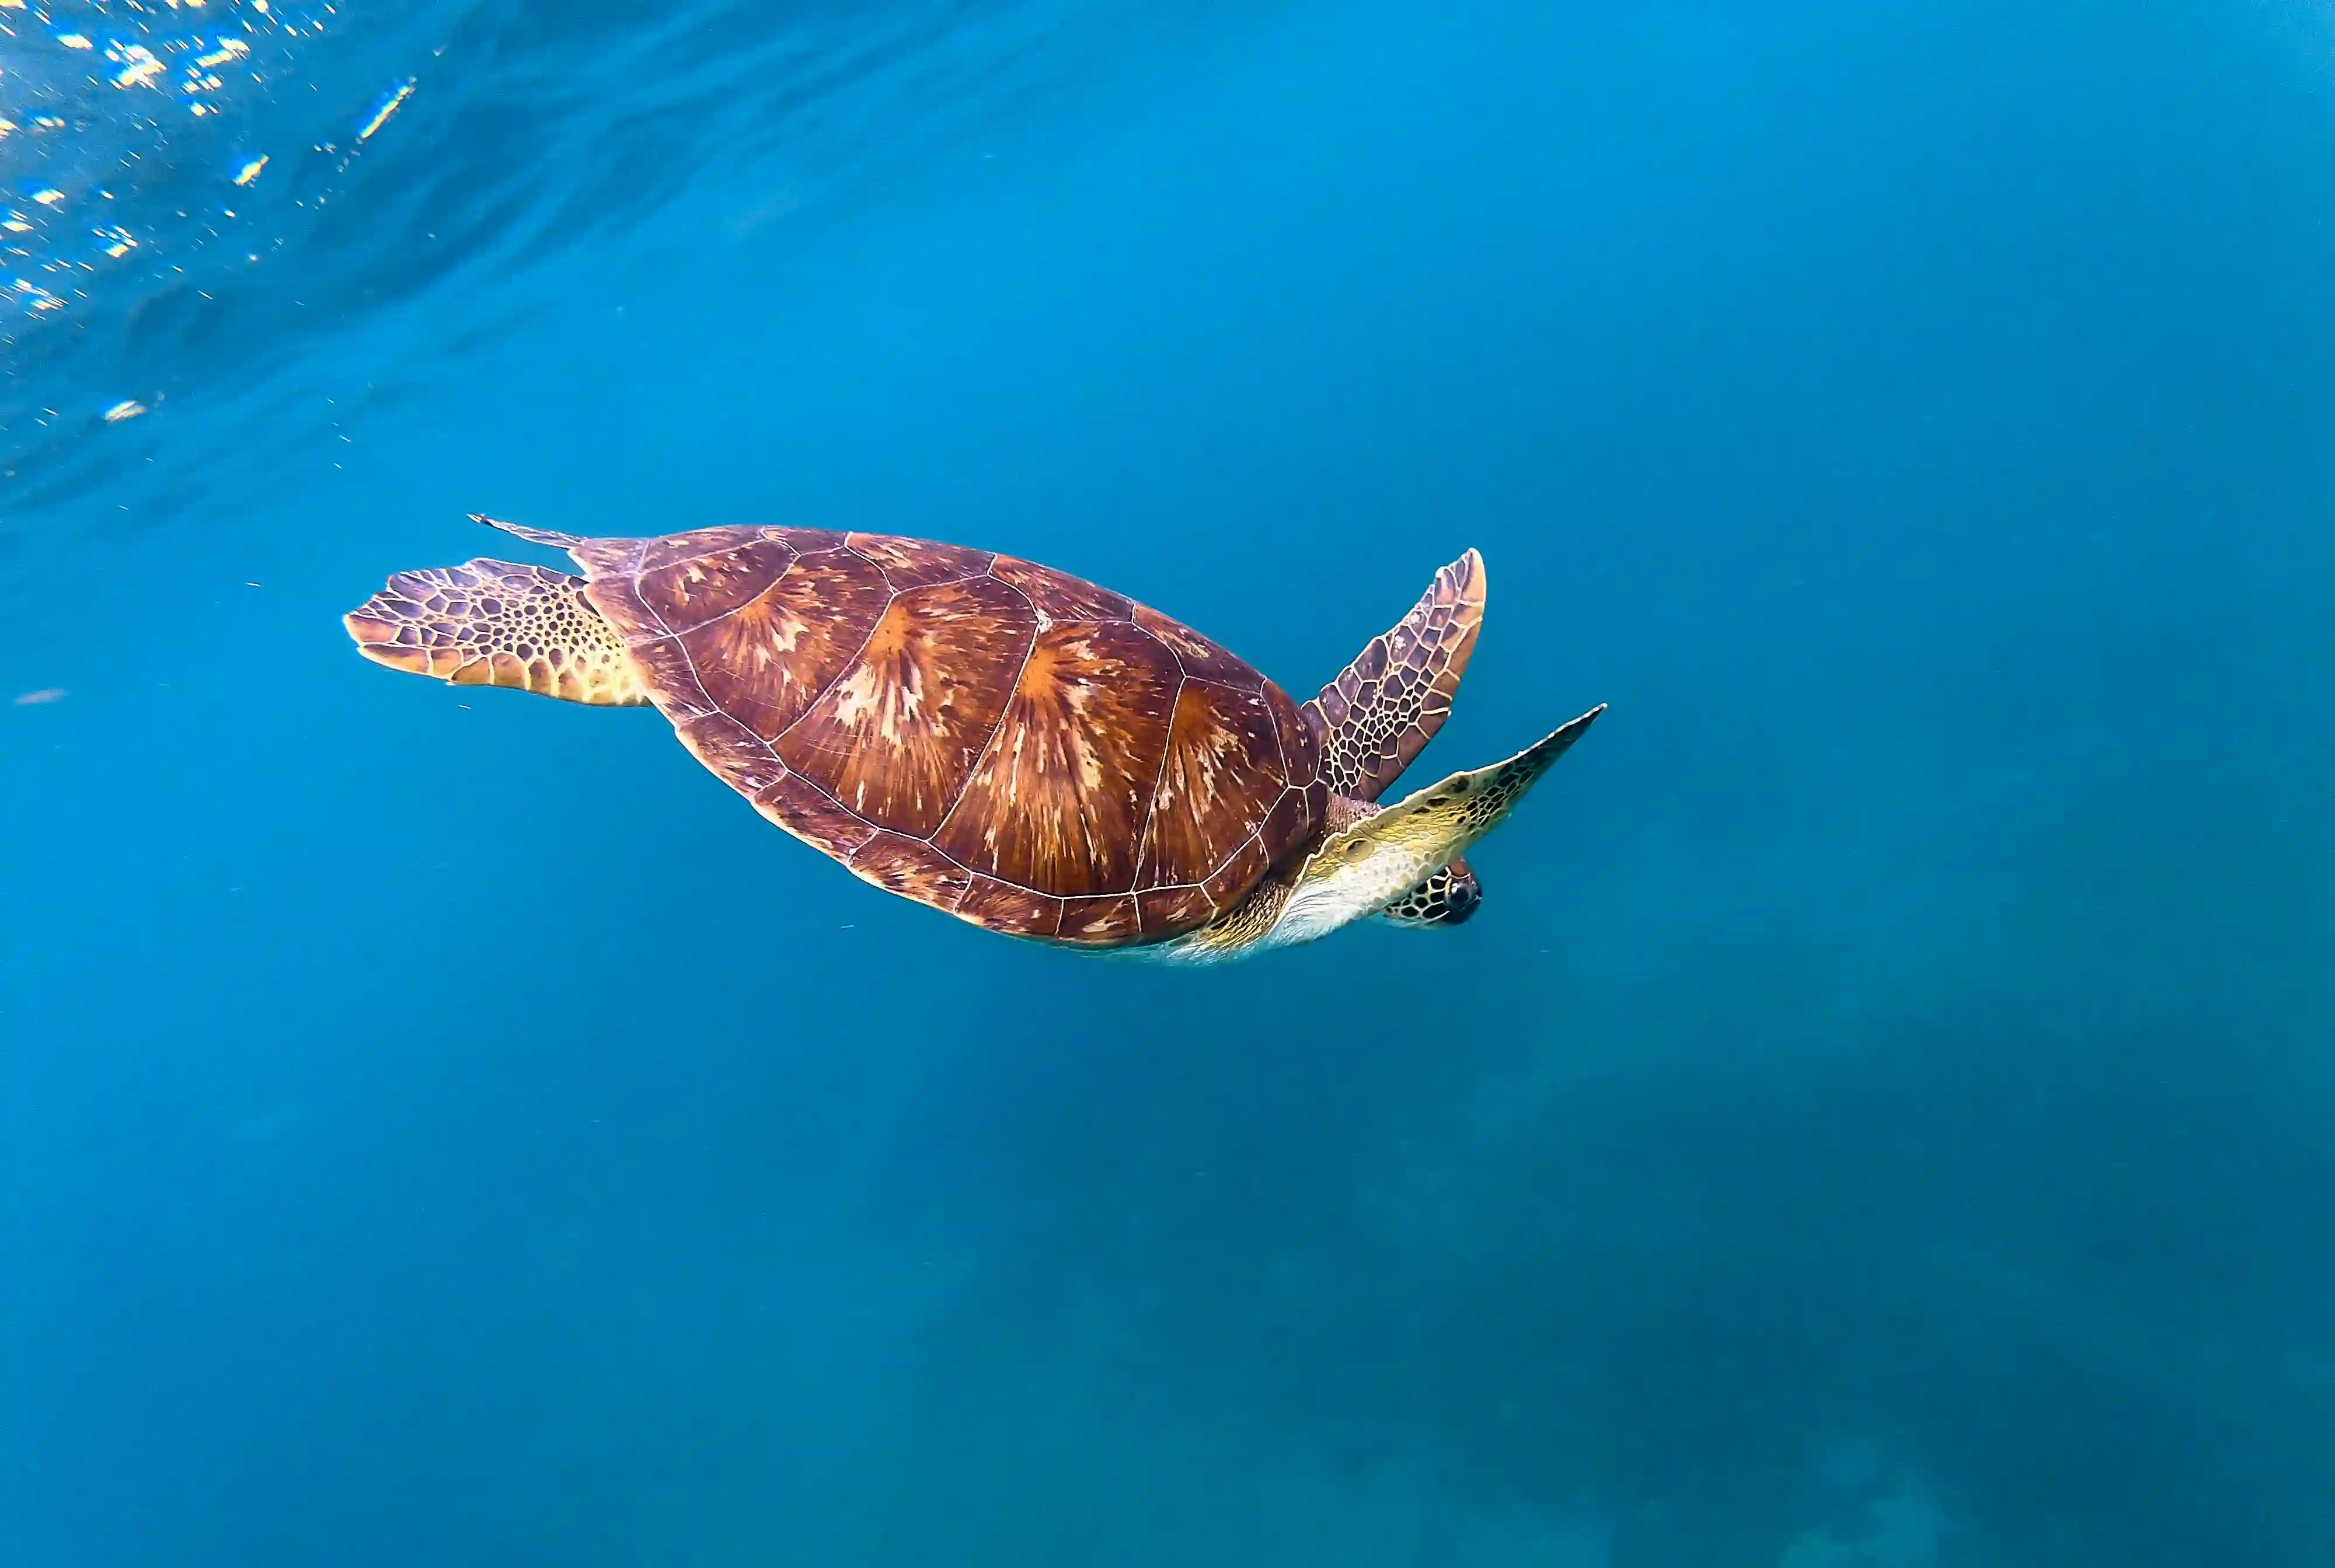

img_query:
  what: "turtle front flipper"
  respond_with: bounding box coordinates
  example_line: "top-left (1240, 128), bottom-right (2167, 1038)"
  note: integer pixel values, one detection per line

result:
top-left (1306, 548), bottom-right (1486, 802)
top-left (344, 559), bottom-right (648, 705)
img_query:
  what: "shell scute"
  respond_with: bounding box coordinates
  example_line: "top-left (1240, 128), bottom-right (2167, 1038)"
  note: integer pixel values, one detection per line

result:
top-left (848, 831), bottom-right (975, 908)
top-left (1260, 785), bottom-right (1318, 872)
top-left (1264, 681), bottom-right (1323, 792)
top-left (1134, 602), bottom-right (1259, 691)
top-left (1136, 884), bottom-right (1218, 935)
top-left (616, 635), bottom-right (714, 718)
top-left (990, 555), bottom-right (1132, 622)
top-left (958, 874), bottom-right (1065, 938)
top-left (633, 535), bottom-right (796, 633)
top-left (681, 550), bottom-right (891, 739)
top-left (769, 527), bottom-right (851, 555)
top-left (1201, 835), bottom-right (1271, 910)
top-left (639, 526), bottom-right (771, 574)
top-left (929, 619), bottom-right (1181, 895)
top-left (775, 576), bottom-right (1037, 837)
top-left (675, 712), bottom-right (788, 797)
top-left (1058, 894), bottom-right (1142, 946)
top-left (567, 536), bottom-right (648, 578)
top-left (750, 772), bottom-right (877, 861)
top-left (1137, 682), bottom-right (1284, 891)
top-left (849, 532), bottom-right (995, 589)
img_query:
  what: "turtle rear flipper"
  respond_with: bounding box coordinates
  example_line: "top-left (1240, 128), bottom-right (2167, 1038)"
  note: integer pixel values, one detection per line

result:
top-left (344, 559), bottom-right (647, 706)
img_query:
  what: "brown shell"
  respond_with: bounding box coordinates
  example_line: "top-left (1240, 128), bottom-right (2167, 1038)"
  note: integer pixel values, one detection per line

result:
top-left (557, 525), bottom-right (1326, 947)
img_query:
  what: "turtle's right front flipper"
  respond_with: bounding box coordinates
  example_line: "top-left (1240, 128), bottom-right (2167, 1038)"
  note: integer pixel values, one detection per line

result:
top-left (1305, 548), bottom-right (1487, 802)
top-left (345, 559), bottom-right (649, 706)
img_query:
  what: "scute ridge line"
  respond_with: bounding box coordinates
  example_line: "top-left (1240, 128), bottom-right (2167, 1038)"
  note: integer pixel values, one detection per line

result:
top-left (767, 570), bottom-right (903, 751)
top-left (619, 567), bottom-right (720, 720)
top-left (1126, 630), bottom-right (1187, 900)
top-left (665, 558), bottom-right (796, 637)
top-left (928, 575), bottom-right (1045, 844)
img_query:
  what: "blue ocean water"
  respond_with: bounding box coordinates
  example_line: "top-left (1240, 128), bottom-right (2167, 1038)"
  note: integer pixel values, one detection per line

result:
top-left (6, 0), bottom-right (2334, 1561)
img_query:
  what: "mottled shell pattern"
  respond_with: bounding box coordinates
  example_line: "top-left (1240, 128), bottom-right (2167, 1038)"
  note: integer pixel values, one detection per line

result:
top-left (504, 521), bottom-right (1329, 947)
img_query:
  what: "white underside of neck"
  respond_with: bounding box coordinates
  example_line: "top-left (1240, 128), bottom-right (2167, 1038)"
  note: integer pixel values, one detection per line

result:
top-left (1148, 842), bottom-right (1438, 963)
top-left (1260, 872), bottom-right (1395, 949)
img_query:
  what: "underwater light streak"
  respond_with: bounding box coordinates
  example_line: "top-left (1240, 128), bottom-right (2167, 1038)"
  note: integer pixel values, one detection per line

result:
top-left (356, 79), bottom-right (412, 142)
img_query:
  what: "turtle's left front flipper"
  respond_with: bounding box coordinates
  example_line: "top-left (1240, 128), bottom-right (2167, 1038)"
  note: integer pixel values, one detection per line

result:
top-left (1308, 704), bottom-right (1605, 914)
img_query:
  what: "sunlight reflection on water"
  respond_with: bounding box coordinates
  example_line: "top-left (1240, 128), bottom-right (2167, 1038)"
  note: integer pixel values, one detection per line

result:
top-left (0, 0), bottom-right (1196, 547)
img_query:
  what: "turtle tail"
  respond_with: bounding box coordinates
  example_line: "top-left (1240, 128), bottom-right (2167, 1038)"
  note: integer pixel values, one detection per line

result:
top-left (344, 558), bottom-right (649, 706)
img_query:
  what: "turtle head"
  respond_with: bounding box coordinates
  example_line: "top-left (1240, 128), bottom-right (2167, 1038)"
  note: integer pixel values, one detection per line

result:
top-left (1382, 857), bottom-right (1482, 928)
top-left (1158, 705), bottom-right (1601, 961)
top-left (1259, 705), bottom-right (1603, 951)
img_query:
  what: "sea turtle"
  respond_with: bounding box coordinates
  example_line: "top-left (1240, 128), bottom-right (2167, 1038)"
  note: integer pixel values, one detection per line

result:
top-left (345, 517), bottom-right (1601, 960)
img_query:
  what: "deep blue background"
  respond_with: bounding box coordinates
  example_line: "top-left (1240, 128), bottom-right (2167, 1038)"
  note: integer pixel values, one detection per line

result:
top-left (6, 1), bottom-right (2334, 1562)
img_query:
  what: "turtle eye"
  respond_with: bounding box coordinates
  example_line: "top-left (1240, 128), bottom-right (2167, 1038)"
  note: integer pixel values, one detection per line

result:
top-left (1443, 877), bottom-right (1480, 922)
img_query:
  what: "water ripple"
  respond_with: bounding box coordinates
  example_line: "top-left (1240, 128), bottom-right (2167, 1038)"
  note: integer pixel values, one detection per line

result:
top-left (0, 0), bottom-right (1191, 546)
